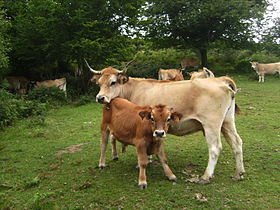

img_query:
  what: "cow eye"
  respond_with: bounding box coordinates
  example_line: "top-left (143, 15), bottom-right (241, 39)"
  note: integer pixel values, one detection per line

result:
top-left (167, 117), bottom-right (171, 122)
top-left (110, 81), bottom-right (116, 86)
top-left (150, 116), bottom-right (154, 121)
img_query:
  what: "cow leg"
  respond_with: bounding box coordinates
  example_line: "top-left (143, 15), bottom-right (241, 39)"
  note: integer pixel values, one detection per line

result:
top-left (262, 75), bottom-right (265, 82)
top-left (258, 75), bottom-right (261, 82)
top-left (199, 126), bottom-right (222, 184)
top-left (157, 143), bottom-right (177, 181)
top-left (110, 134), bottom-right (119, 161)
top-left (136, 145), bottom-right (149, 189)
top-left (99, 129), bottom-right (110, 168)
top-left (222, 120), bottom-right (245, 181)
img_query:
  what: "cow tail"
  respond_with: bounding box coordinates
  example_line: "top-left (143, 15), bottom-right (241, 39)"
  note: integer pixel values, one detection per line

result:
top-left (220, 76), bottom-right (242, 115)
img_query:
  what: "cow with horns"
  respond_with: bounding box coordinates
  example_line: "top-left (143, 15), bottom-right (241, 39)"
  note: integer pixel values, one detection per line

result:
top-left (85, 60), bottom-right (245, 184)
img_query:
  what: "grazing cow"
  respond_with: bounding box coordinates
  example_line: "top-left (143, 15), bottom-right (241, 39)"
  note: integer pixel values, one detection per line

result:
top-left (189, 67), bottom-right (215, 80)
top-left (100, 98), bottom-right (182, 188)
top-left (180, 59), bottom-right (199, 69)
top-left (6, 76), bottom-right (29, 94)
top-left (34, 78), bottom-right (67, 92)
top-left (250, 61), bottom-right (280, 82)
top-left (158, 68), bottom-right (184, 81)
top-left (86, 61), bottom-right (245, 184)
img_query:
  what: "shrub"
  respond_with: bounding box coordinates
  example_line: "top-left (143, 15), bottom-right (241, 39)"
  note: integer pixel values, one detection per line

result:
top-left (0, 89), bottom-right (48, 129)
top-left (127, 48), bottom-right (198, 79)
top-left (27, 86), bottom-right (67, 106)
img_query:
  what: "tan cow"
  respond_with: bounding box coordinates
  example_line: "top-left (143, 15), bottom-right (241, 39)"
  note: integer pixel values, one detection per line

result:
top-left (35, 77), bottom-right (67, 92)
top-left (158, 68), bottom-right (184, 81)
top-left (6, 76), bottom-right (29, 94)
top-left (85, 61), bottom-right (245, 184)
top-left (100, 98), bottom-right (182, 188)
top-left (180, 59), bottom-right (199, 69)
top-left (250, 61), bottom-right (280, 82)
top-left (189, 67), bottom-right (215, 80)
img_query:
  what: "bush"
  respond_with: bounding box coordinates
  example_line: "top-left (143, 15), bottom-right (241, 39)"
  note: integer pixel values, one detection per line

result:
top-left (0, 89), bottom-right (48, 129)
top-left (27, 86), bottom-right (67, 106)
top-left (126, 48), bottom-right (198, 79)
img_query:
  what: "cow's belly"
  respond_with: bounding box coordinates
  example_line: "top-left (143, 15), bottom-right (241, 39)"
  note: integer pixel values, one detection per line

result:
top-left (168, 118), bottom-right (202, 136)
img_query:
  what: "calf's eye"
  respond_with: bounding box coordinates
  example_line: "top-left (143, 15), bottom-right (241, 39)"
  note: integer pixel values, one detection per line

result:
top-left (110, 81), bottom-right (116, 86)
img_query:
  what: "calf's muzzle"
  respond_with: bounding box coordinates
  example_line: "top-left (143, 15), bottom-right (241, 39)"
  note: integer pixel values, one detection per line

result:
top-left (153, 130), bottom-right (166, 138)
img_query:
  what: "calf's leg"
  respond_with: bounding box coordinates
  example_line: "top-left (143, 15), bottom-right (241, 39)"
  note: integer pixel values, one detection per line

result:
top-left (136, 145), bottom-right (149, 189)
top-left (98, 129), bottom-right (110, 168)
top-left (157, 143), bottom-right (177, 181)
top-left (110, 134), bottom-right (119, 161)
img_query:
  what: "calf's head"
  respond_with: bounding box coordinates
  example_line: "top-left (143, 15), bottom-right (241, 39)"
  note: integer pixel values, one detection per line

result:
top-left (85, 59), bottom-right (131, 104)
top-left (139, 104), bottom-right (182, 138)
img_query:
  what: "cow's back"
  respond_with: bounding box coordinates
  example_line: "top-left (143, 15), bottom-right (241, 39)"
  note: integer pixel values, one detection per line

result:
top-left (257, 62), bottom-right (280, 74)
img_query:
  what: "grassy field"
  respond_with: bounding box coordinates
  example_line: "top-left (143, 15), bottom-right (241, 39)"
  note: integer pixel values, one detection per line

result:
top-left (1, 75), bottom-right (279, 209)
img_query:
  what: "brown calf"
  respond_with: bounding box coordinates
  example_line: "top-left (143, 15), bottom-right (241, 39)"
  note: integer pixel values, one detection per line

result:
top-left (99, 98), bottom-right (182, 189)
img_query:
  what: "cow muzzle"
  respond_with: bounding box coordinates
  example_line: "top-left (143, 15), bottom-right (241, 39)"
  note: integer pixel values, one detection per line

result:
top-left (153, 130), bottom-right (166, 138)
top-left (96, 95), bottom-right (109, 104)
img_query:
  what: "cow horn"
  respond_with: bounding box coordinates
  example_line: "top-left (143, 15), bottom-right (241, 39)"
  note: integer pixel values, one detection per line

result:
top-left (118, 60), bottom-right (134, 74)
top-left (84, 59), bottom-right (101, 74)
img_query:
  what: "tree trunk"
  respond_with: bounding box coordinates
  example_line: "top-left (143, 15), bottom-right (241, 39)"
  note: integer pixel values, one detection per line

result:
top-left (199, 49), bottom-right (208, 67)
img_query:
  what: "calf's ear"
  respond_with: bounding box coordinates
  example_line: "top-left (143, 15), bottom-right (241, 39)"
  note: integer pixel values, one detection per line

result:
top-left (139, 111), bottom-right (151, 120)
top-left (171, 112), bottom-right (183, 122)
top-left (118, 74), bottom-right (129, 84)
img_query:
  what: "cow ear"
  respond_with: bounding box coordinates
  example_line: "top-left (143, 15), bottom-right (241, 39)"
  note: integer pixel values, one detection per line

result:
top-left (139, 111), bottom-right (151, 120)
top-left (90, 75), bottom-right (101, 84)
top-left (171, 112), bottom-right (183, 122)
top-left (117, 74), bottom-right (129, 84)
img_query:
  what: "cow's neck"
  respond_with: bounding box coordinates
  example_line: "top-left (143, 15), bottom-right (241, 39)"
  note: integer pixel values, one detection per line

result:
top-left (119, 78), bottom-right (146, 101)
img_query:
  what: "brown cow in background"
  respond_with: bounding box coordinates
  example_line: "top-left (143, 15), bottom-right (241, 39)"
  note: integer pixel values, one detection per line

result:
top-left (6, 76), bottom-right (29, 95)
top-left (34, 77), bottom-right (67, 92)
top-left (158, 68), bottom-right (184, 81)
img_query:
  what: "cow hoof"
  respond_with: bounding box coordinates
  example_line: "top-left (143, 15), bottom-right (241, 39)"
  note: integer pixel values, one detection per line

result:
top-left (138, 183), bottom-right (147, 189)
top-left (232, 172), bottom-right (245, 181)
top-left (197, 178), bottom-right (210, 185)
top-left (113, 157), bottom-right (119, 161)
top-left (169, 176), bottom-right (178, 182)
top-left (98, 165), bottom-right (106, 169)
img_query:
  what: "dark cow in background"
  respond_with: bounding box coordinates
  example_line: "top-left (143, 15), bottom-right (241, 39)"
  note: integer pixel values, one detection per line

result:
top-left (180, 59), bottom-right (199, 69)
top-left (250, 61), bottom-right (280, 82)
top-left (100, 98), bottom-right (182, 188)
top-left (6, 76), bottom-right (29, 95)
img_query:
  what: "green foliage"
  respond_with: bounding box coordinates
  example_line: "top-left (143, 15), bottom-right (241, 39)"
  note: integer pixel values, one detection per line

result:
top-left (73, 95), bottom-right (95, 106)
top-left (143, 0), bottom-right (268, 65)
top-left (5, 0), bottom-right (144, 79)
top-left (0, 89), bottom-right (47, 129)
top-left (207, 48), bottom-right (280, 74)
top-left (27, 86), bottom-right (67, 106)
top-left (127, 48), bottom-right (196, 78)
top-left (0, 2), bottom-right (11, 79)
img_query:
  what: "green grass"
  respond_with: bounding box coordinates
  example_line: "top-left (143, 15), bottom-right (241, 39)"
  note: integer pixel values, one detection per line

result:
top-left (1, 75), bottom-right (280, 209)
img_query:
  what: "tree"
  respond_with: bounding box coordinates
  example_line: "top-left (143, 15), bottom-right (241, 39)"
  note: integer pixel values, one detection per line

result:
top-left (143, 0), bottom-right (268, 66)
top-left (261, 17), bottom-right (280, 56)
top-left (0, 2), bottom-right (11, 79)
top-left (5, 0), bottom-right (144, 79)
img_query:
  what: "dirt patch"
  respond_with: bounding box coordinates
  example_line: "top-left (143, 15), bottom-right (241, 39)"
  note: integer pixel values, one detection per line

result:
top-left (56, 143), bottom-right (90, 156)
